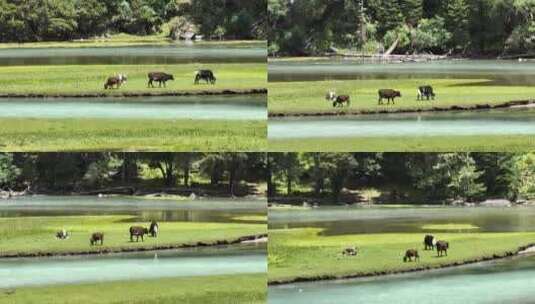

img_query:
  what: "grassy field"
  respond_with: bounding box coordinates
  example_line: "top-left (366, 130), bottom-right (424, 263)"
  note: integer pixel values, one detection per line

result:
top-left (0, 118), bottom-right (266, 151)
top-left (268, 78), bottom-right (535, 115)
top-left (0, 63), bottom-right (266, 95)
top-left (0, 215), bottom-right (266, 256)
top-left (269, 134), bottom-right (535, 152)
top-left (0, 273), bottom-right (266, 304)
top-left (268, 227), bottom-right (535, 283)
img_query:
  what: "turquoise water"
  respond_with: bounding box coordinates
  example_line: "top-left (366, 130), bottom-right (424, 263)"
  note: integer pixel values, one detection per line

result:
top-left (0, 195), bottom-right (266, 223)
top-left (0, 44), bottom-right (266, 65)
top-left (0, 95), bottom-right (266, 120)
top-left (268, 109), bottom-right (535, 139)
top-left (0, 246), bottom-right (266, 288)
top-left (269, 59), bottom-right (535, 83)
top-left (269, 206), bottom-right (535, 234)
top-left (269, 255), bottom-right (535, 304)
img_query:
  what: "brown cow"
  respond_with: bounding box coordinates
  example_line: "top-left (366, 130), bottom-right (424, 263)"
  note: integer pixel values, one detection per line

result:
top-left (403, 249), bottom-right (420, 262)
top-left (130, 226), bottom-right (149, 242)
top-left (378, 89), bottom-right (401, 105)
top-left (90, 232), bottom-right (104, 246)
top-left (342, 246), bottom-right (358, 256)
top-left (436, 240), bottom-right (449, 257)
top-left (148, 72), bottom-right (174, 88)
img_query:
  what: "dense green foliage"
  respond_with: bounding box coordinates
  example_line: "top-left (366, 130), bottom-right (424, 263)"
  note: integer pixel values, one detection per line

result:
top-left (269, 153), bottom-right (535, 203)
top-left (0, 153), bottom-right (267, 195)
top-left (268, 0), bottom-right (535, 56)
top-left (0, 0), bottom-right (266, 42)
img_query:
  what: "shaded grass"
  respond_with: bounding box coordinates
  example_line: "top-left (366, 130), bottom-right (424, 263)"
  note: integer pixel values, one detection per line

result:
top-left (0, 63), bottom-right (266, 95)
top-left (268, 228), bottom-right (535, 283)
top-left (0, 215), bottom-right (266, 255)
top-left (0, 118), bottom-right (266, 151)
top-left (269, 134), bottom-right (535, 152)
top-left (0, 273), bottom-right (266, 304)
top-left (268, 78), bottom-right (535, 115)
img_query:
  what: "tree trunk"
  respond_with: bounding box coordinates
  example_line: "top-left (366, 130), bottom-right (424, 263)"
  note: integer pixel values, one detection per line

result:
top-left (384, 36), bottom-right (400, 55)
top-left (287, 176), bottom-right (292, 195)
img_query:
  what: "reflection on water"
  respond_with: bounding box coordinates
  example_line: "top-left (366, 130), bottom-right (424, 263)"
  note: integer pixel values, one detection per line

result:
top-left (268, 109), bottom-right (535, 139)
top-left (269, 60), bottom-right (535, 84)
top-left (268, 255), bottom-right (535, 304)
top-left (0, 195), bottom-right (266, 224)
top-left (0, 246), bottom-right (266, 288)
top-left (0, 44), bottom-right (266, 65)
top-left (0, 95), bottom-right (266, 121)
top-left (269, 206), bottom-right (535, 234)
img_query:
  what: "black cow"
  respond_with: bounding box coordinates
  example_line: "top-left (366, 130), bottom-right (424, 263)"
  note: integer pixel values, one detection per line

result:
top-left (378, 89), bottom-right (402, 105)
top-left (403, 249), bottom-right (420, 262)
top-left (130, 226), bottom-right (149, 242)
top-left (90, 232), bottom-right (104, 246)
top-left (56, 229), bottom-right (69, 240)
top-left (194, 70), bottom-right (217, 85)
top-left (148, 72), bottom-right (174, 88)
top-left (436, 240), bottom-right (449, 257)
top-left (149, 220), bottom-right (159, 238)
top-left (424, 234), bottom-right (436, 250)
top-left (332, 95), bottom-right (351, 108)
top-left (417, 85), bottom-right (435, 101)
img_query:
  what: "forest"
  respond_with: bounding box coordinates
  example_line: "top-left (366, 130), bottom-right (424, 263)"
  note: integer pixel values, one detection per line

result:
top-left (0, 153), bottom-right (267, 195)
top-left (0, 0), bottom-right (266, 42)
top-left (268, 153), bottom-right (535, 204)
top-left (268, 0), bottom-right (535, 56)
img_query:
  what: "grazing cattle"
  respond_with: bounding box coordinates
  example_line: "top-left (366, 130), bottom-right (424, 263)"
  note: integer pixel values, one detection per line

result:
top-left (342, 246), bottom-right (358, 256)
top-left (104, 74), bottom-right (127, 89)
top-left (149, 220), bottom-right (159, 238)
top-left (424, 234), bottom-right (437, 250)
top-left (403, 249), bottom-right (420, 262)
top-left (148, 72), bottom-right (174, 88)
top-left (56, 229), bottom-right (69, 240)
top-left (130, 226), bottom-right (149, 242)
top-left (325, 91), bottom-right (351, 108)
top-left (378, 89), bottom-right (402, 105)
top-left (417, 85), bottom-right (435, 101)
top-left (436, 240), bottom-right (449, 257)
top-left (90, 232), bottom-right (104, 246)
top-left (194, 70), bottom-right (216, 85)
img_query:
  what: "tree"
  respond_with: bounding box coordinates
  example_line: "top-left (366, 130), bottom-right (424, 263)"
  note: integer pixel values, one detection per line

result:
top-left (323, 153), bottom-right (359, 202)
top-left (510, 153), bottom-right (535, 200)
top-left (0, 154), bottom-right (21, 189)
top-left (270, 153), bottom-right (302, 195)
top-left (412, 17), bottom-right (452, 52)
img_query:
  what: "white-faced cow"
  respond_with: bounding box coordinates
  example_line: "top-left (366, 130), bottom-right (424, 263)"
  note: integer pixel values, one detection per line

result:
top-left (104, 74), bottom-right (127, 89)
top-left (325, 91), bottom-right (351, 108)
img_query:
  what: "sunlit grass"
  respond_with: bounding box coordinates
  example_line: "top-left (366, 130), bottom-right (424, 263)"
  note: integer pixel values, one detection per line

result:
top-left (0, 215), bottom-right (266, 256)
top-left (0, 273), bottom-right (266, 304)
top-left (0, 118), bottom-right (266, 151)
top-left (268, 228), bottom-right (535, 283)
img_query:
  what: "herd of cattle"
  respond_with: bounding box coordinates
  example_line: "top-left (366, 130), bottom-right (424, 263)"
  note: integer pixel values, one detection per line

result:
top-left (325, 85), bottom-right (436, 108)
top-left (55, 220), bottom-right (160, 246)
top-left (341, 234), bottom-right (449, 263)
top-left (104, 69), bottom-right (217, 90)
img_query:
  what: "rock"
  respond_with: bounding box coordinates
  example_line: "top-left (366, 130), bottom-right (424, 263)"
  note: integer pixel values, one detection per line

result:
top-left (479, 199), bottom-right (512, 207)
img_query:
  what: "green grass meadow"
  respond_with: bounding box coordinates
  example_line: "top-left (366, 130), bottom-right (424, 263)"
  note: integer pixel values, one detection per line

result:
top-left (0, 215), bottom-right (266, 256)
top-left (268, 78), bottom-right (535, 115)
top-left (268, 228), bottom-right (535, 283)
top-left (0, 118), bottom-right (266, 152)
top-left (0, 274), bottom-right (266, 304)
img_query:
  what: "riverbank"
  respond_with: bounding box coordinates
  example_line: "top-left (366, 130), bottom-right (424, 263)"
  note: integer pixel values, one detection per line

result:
top-left (0, 63), bottom-right (266, 95)
top-left (268, 78), bottom-right (535, 116)
top-left (0, 273), bottom-right (266, 304)
top-left (268, 228), bottom-right (535, 285)
top-left (0, 33), bottom-right (265, 49)
top-left (0, 215), bottom-right (267, 257)
top-left (0, 118), bottom-right (266, 151)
